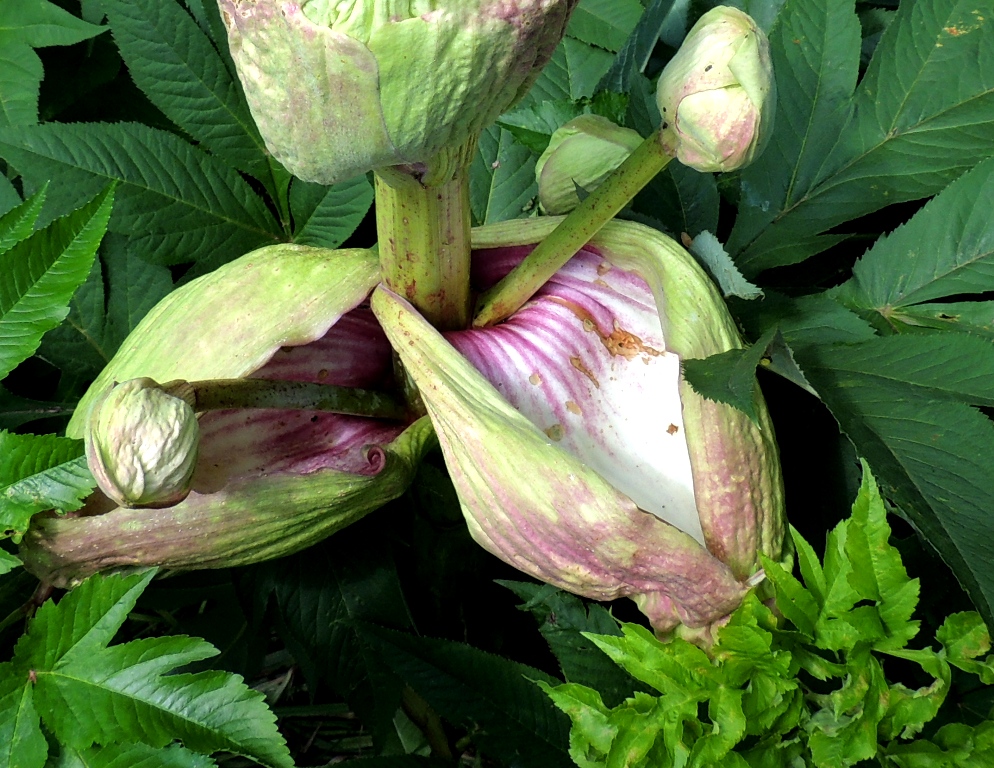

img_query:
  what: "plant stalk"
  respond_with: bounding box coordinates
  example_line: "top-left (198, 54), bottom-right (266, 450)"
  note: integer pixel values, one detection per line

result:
top-left (165, 378), bottom-right (408, 421)
top-left (374, 144), bottom-right (475, 332)
top-left (473, 129), bottom-right (671, 328)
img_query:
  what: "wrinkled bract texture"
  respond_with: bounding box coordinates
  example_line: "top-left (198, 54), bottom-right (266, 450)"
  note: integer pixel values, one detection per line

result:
top-left (655, 6), bottom-right (773, 172)
top-left (218, 0), bottom-right (577, 183)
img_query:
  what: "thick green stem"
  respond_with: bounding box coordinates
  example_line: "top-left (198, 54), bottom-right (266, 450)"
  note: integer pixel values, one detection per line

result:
top-left (473, 129), bottom-right (671, 328)
top-left (166, 378), bottom-right (408, 421)
top-left (374, 150), bottom-right (474, 332)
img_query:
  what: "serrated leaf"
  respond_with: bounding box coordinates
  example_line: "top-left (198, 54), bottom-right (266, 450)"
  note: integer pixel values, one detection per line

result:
top-left (249, 528), bottom-right (412, 747)
top-left (732, 0), bottom-right (994, 275)
top-left (0, 548), bottom-right (22, 575)
top-left (937, 612), bottom-right (994, 682)
top-left (500, 581), bottom-right (639, 708)
top-left (0, 669), bottom-right (47, 768)
top-left (360, 624), bottom-right (573, 768)
top-left (470, 125), bottom-right (538, 225)
top-left (876, 301), bottom-right (994, 339)
top-left (14, 571), bottom-right (292, 767)
top-left (0, 432), bottom-right (95, 542)
top-left (0, 185), bottom-right (47, 256)
top-left (49, 742), bottom-right (217, 768)
top-left (567, 0), bottom-right (644, 53)
top-left (0, 184), bottom-right (114, 380)
top-left (497, 100), bottom-right (584, 155)
top-left (735, 292), bottom-right (878, 349)
top-left (0, 1), bottom-right (105, 129)
top-left (38, 235), bottom-right (173, 395)
top-left (101, 0), bottom-right (276, 182)
top-left (290, 175), bottom-right (374, 249)
top-left (0, 175), bottom-right (20, 216)
top-left (525, 38), bottom-right (614, 106)
top-left (598, 0), bottom-right (686, 92)
top-left (689, 231), bottom-right (763, 299)
top-left (835, 155), bottom-right (994, 315)
top-left (797, 346), bottom-right (994, 629)
top-left (0, 123), bottom-right (281, 269)
top-left (760, 555), bottom-right (819, 637)
top-left (20, 570), bottom-right (156, 669)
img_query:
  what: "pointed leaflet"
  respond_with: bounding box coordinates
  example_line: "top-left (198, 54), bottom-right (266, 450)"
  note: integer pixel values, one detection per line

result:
top-left (359, 623), bottom-right (573, 768)
top-left (0, 0), bottom-right (105, 128)
top-left (470, 125), bottom-right (538, 225)
top-left (38, 236), bottom-right (173, 394)
top-left (0, 185), bottom-right (47, 256)
top-left (732, 0), bottom-right (994, 275)
top-left (0, 184), bottom-right (114, 380)
top-left (0, 670), bottom-right (47, 768)
top-left (834, 155), bottom-right (994, 318)
top-left (101, 0), bottom-right (279, 181)
top-left (566, 0), bottom-right (644, 53)
top-left (13, 571), bottom-right (292, 766)
top-left (0, 432), bottom-right (95, 541)
top-left (728, 0), bottom-right (861, 270)
top-left (0, 123), bottom-right (281, 269)
top-left (48, 742), bottom-right (217, 768)
top-left (290, 175), bottom-right (375, 248)
top-left (597, 0), bottom-right (686, 92)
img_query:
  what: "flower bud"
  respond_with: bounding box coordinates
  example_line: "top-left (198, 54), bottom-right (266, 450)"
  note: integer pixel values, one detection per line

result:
top-left (217, 0), bottom-right (577, 184)
top-left (86, 378), bottom-right (199, 509)
top-left (535, 115), bottom-right (643, 214)
top-left (655, 6), bottom-right (773, 172)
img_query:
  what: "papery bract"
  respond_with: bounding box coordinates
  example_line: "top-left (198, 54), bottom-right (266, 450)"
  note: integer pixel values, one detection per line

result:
top-left (218, 0), bottom-right (577, 183)
top-left (655, 6), bottom-right (774, 172)
top-left (373, 218), bottom-right (786, 633)
top-left (21, 244), bottom-right (433, 587)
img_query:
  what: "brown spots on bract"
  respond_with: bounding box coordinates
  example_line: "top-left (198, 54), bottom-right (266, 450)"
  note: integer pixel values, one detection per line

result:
top-left (565, 400), bottom-right (582, 415)
top-left (605, 325), bottom-right (663, 361)
top-left (529, 372), bottom-right (542, 386)
top-left (570, 356), bottom-right (599, 388)
top-left (667, 423), bottom-right (679, 435)
top-left (545, 424), bottom-right (565, 441)
top-left (596, 262), bottom-right (611, 276)
top-left (317, 368), bottom-right (329, 380)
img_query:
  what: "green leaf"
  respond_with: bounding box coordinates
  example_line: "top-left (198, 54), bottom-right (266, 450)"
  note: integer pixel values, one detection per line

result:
top-left (470, 125), bottom-right (538, 225)
top-left (14, 571), bottom-right (292, 767)
top-left (0, 123), bottom-right (281, 270)
top-left (871, 301), bottom-right (994, 339)
top-left (0, 432), bottom-right (95, 541)
top-left (567, 0), bottom-right (644, 53)
top-left (834, 155), bottom-right (994, 315)
top-left (498, 100), bottom-right (584, 155)
top-left (0, 184), bottom-right (114, 381)
top-left (500, 581), bottom-right (640, 708)
top-left (0, 174), bottom-right (20, 216)
top-left (732, 0), bottom-right (994, 274)
top-left (937, 612), bottom-right (994, 683)
top-left (49, 742), bottom-right (217, 768)
top-left (0, 185), bottom-right (47, 257)
top-left (598, 0), bottom-right (686, 92)
top-left (38, 234), bottom-right (173, 394)
top-left (0, 669), bottom-right (47, 768)
top-left (0, 548), bottom-right (21, 575)
top-left (760, 555), bottom-right (819, 638)
top-left (728, 0), bottom-right (860, 272)
top-left (101, 0), bottom-right (277, 182)
top-left (0, 1), bottom-right (105, 129)
top-left (360, 624), bottom-right (573, 768)
top-left (687, 231), bottom-right (763, 300)
top-left (290, 175), bottom-right (374, 249)
top-left (249, 527), bottom-right (413, 747)
top-left (0, 386), bottom-right (74, 431)
top-left (526, 38), bottom-right (615, 106)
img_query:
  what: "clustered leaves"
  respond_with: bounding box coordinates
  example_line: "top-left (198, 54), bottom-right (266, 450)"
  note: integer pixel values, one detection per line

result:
top-left (541, 465), bottom-right (994, 767)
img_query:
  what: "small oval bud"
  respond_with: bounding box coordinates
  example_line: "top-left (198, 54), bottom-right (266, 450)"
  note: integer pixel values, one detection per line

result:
top-left (655, 6), bottom-right (774, 172)
top-left (535, 115), bottom-right (643, 214)
top-left (85, 378), bottom-right (199, 509)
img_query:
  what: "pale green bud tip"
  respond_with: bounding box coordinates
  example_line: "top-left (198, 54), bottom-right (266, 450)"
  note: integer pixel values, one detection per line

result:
top-left (85, 378), bottom-right (200, 509)
top-left (655, 6), bottom-right (774, 172)
top-left (535, 115), bottom-right (642, 214)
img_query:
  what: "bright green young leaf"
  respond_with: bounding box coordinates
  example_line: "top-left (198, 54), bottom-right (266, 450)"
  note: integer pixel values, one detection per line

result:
top-left (0, 0), bottom-right (106, 128)
top-left (101, 0), bottom-right (282, 186)
top-left (567, 0), bottom-right (644, 53)
top-left (0, 431), bottom-right (94, 542)
top-left (834, 155), bottom-right (994, 317)
top-left (0, 667), bottom-right (47, 768)
top-left (0, 123), bottom-right (281, 270)
top-left (0, 184), bottom-right (114, 381)
top-left (38, 235), bottom-right (173, 395)
top-left (687, 231), bottom-right (763, 300)
top-left (0, 549), bottom-right (22, 575)
top-left (290, 175), bottom-right (375, 249)
top-left (359, 623), bottom-right (573, 768)
top-left (470, 125), bottom-right (538, 225)
top-left (7, 571), bottom-right (293, 767)
top-left (885, 721), bottom-right (994, 767)
top-left (732, 0), bottom-right (994, 275)
top-left (937, 612), bottom-right (994, 683)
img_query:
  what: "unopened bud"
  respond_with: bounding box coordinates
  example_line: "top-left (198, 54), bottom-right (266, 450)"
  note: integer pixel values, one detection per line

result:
top-left (655, 6), bottom-right (773, 172)
top-left (85, 378), bottom-right (199, 509)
